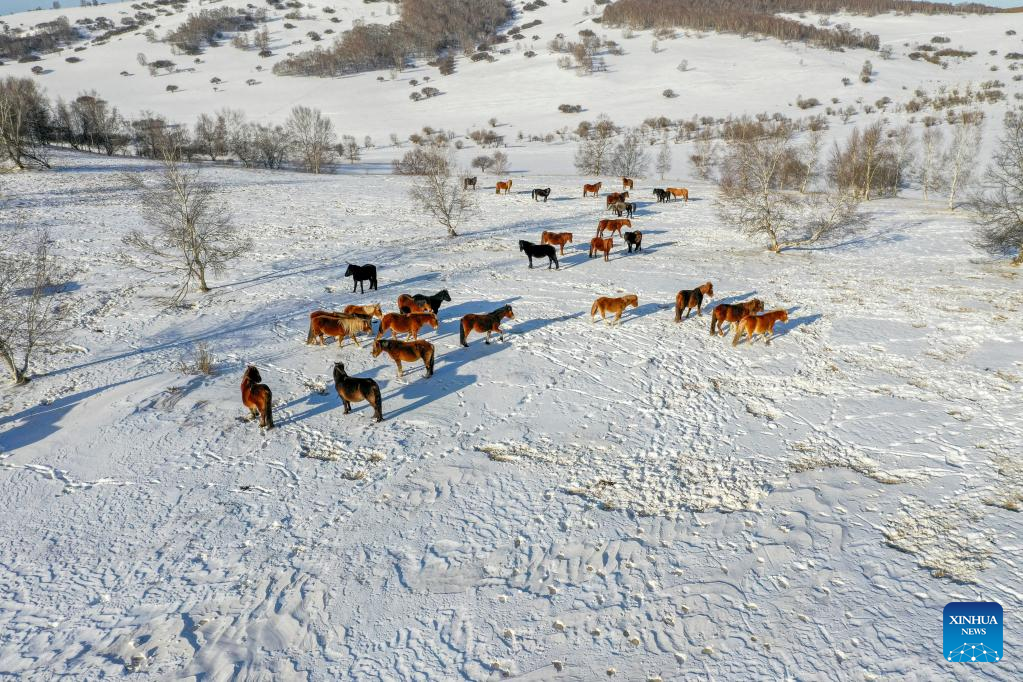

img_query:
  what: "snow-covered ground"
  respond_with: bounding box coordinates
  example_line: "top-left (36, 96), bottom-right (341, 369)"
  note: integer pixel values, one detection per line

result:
top-left (2, 0), bottom-right (1023, 679)
top-left (1, 148), bottom-right (1020, 679)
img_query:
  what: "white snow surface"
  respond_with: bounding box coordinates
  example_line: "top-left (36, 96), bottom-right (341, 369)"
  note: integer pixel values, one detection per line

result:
top-left (1, 1), bottom-right (1023, 680)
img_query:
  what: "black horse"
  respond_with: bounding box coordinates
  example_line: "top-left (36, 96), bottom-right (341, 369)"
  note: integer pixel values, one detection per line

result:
top-left (344, 263), bottom-right (377, 294)
top-left (531, 188), bottom-right (551, 202)
top-left (333, 361), bottom-right (383, 422)
top-left (519, 240), bottom-right (559, 270)
top-left (407, 289), bottom-right (452, 314)
top-left (653, 188), bottom-right (669, 203)
top-left (463, 176), bottom-right (477, 190)
top-left (624, 230), bottom-right (643, 253)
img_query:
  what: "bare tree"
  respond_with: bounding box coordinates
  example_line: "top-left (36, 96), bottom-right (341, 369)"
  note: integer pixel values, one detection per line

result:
top-left (690, 128), bottom-right (717, 181)
top-left (471, 155), bottom-right (494, 174)
top-left (123, 157), bottom-right (251, 303)
top-left (945, 111), bottom-right (984, 210)
top-left (574, 115), bottom-right (616, 174)
top-left (610, 128), bottom-right (650, 177)
top-left (969, 109), bottom-right (1023, 264)
top-left (409, 152), bottom-right (477, 237)
top-left (716, 124), bottom-right (863, 253)
top-left (340, 135), bottom-right (361, 164)
top-left (0, 77), bottom-right (51, 170)
top-left (799, 127), bottom-right (825, 193)
top-left (918, 126), bottom-right (944, 200)
top-left (655, 135), bottom-right (672, 179)
top-left (194, 112), bottom-right (228, 161)
top-left (286, 105), bottom-right (335, 173)
top-left (491, 150), bottom-right (510, 175)
top-left (0, 229), bottom-right (75, 384)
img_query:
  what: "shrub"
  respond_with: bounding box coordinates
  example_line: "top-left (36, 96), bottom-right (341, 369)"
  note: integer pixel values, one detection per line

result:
top-left (931, 35), bottom-right (951, 44)
top-left (663, 88), bottom-right (677, 98)
top-left (796, 96), bottom-right (820, 109)
top-left (559, 104), bottom-right (583, 113)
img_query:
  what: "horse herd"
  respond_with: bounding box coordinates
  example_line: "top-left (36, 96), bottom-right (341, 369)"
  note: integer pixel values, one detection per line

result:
top-left (240, 177), bottom-right (788, 429)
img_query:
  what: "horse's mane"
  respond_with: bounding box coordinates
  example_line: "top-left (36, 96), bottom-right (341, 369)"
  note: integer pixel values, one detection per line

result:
top-left (488, 305), bottom-right (512, 317)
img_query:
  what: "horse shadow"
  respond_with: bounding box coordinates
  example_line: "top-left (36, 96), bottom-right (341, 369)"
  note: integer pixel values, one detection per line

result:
top-left (434, 296), bottom-right (521, 325)
top-left (275, 388), bottom-right (337, 425)
top-left (627, 302), bottom-right (667, 322)
top-left (710, 291), bottom-right (759, 307)
top-left (220, 261), bottom-right (339, 292)
top-left (512, 311), bottom-right (584, 335)
top-left (773, 307), bottom-right (822, 339)
top-left (630, 241), bottom-right (674, 256)
top-left (552, 251), bottom-right (591, 270)
top-left (378, 272), bottom-right (441, 292)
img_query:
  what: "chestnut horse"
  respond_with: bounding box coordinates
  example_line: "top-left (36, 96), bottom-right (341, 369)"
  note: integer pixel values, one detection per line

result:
top-left (333, 361), bottom-right (382, 422)
top-left (343, 303), bottom-right (383, 319)
top-left (589, 236), bottom-right (613, 261)
top-left (460, 305), bottom-right (514, 347)
top-left (674, 282), bottom-right (714, 322)
top-left (307, 311), bottom-right (373, 347)
top-left (397, 293), bottom-right (433, 315)
top-left (606, 191), bottom-right (629, 208)
top-left (591, 294), bottom-right (639, 325)
top-left (241, 365), bottom-right (273, 429)
top-left (372, 338), bottom-right (436, 378)
top-left (541, 231), bottom-right (574, 255)
top-left (624, 230), bottom-right (643, 253)
top-left (666, 187), bottom-right (689, 203)
top-left (733, 309), bottom-right (789, 346)
top-left (583, 181), bottom-right (602, 197)
top-left (377, 312), bottom-right (438, 341)
top-left (597, 218), bottom-right (630, 238)
top-left (622, 177), bottom-right (634, 190)
top-left (710, 299), bottom-right (765, 336)
top-left (495, 179), bottom-right (513, 194)
top-left (409, 289), bottom-right (452, 315)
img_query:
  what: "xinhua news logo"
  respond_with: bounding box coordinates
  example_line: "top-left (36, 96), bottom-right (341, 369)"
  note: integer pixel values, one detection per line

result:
top-left (944, 601), bottom-right (1003, 663)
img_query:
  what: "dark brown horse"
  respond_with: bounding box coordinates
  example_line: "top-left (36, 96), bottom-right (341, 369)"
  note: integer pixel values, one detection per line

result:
top-left (241, 365), bottom-right (273, 429)
top-left (397, 293), bottom-right (433, 315)
top-left (710, 299), bottom-right (765, 335)
top-left (624, 230), bottom-right (643, 253)
top-left (460, 305), bottom-right (514, 346)
top-left (463, 176), bottom-right (477, 190)
top-left (332, 361), bottom-right (382, 422)
top-left (372, 338), bottom-right (435, 378)
top-left (674, 282), bottom-right (714, 321)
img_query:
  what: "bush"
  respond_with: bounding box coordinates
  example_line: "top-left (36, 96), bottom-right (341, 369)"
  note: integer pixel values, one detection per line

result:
top-left (663, 88), bottom-right (677, 98)
top-left (392, 147), bottom-right (449, 175)
top-left (931, 35), bottom-right (951, 44)
top-left (65, 56), bottom-right (82, 63)
top-left (796, 96), bottom-right (820, 109)
top-left (559, 104), bottom-right (583, 113)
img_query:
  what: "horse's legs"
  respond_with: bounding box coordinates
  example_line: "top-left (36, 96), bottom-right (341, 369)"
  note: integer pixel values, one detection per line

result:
top-left (614, 310), bottom-right (623, 326)
top-left (351, 333), bottom-right (361, 348)
top-left (343, 399), bottom-right (352, 414)
top-left (484, 330), bottom-right (491, 345)
top-left (396, 360), bottom-right (403, 378)
top-left (249, 406), bottom-right (258, 419)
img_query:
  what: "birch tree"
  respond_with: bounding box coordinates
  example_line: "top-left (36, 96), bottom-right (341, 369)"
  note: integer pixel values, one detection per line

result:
top-left (918, 126), bottom-right (943, 200)
top-left (286, 105), bottom-right (336, 173)
top-left (969, 109), bottom-right (1023, 264)
top-left (945, 111), bottom-right (984, 210)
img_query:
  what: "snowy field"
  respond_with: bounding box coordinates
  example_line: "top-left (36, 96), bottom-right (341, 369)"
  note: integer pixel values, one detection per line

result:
top-left (1, 148), bottom-right (1021, 679)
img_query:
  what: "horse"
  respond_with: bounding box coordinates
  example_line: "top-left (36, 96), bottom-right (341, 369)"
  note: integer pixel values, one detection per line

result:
top-left (372, 338), bottom-right (435, 378)
top-left (377, 312), bottom-right (438, 341)
top-left (409, 289), bottom-right (452, 315)
top-left (666, 187), bottom-right (689, 203)
top-left (710, 299), bottom-right (765, 336)
top-left (674, 282), bottom-right (714, 322)
top-left (583, 181), bottom-right (602, 197)
top-left (597, 218), bottom-right (630, 238)
top-left (653, 188), bottom-right (669, 203)
top-left (307, 311), bottom-right (373, 347)
top-left (589, 236), bottom-right (613, 261)
top-left (622, 177), bottom-right (634, 190)
top-left (397, 293), bottom-right (433, 315)
top-left (241, 365), bottom-right (274, 429)
top-left (624, 230), bottom-right (643, 253)
top-left (344, 263), bottom-right (377, 293)
top-left (611, 201), bottom-right (636, 218)
top-left (343, 303), bottom-right (383, 319)
top-left (605, 191), bottom-right (629, 208)
top-left (519, 240), bottom-right (559, 269)
top-left (463, 176), bottom-right (477, 190)
top-left (460, 305), bottom-right (514, 346)
top-left (532, 187), bottom-right (551, 202)
top-left (332, 361), bottom-right (383, 422)
top-left (540, 231), bottom-right (573, 255)
top-left (496, 179), bottom-right (513, 194)
top-left (591, 294), bottom-right (639, 325)
top-left (733, 309), bottom-right (789, 346)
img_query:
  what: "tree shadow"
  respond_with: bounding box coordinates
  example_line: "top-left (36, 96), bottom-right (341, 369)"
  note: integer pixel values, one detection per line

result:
top-left (218, 261), bottom-right (339, 292)
top-left (0, 374), bottom-right (158, 453)
top-left (783, 231), bottom-right (907, 253)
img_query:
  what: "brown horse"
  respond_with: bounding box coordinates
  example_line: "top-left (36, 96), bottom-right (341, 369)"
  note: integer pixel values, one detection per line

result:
top-left (241, 365), bottom-right (273, 429)
top-left (541, 231), bottom-right (574, 255)
top-left (495, 179), bottom-right (513, 194)
top-left (589, 236), bottom-right (614, 261)
top-left (666, 187), bottom-right (689, 203)
top-left (583, 181), bottom-right (602, 197)
top-left (674, 282), bottom-right (714, 322)
top-left (622, 177), bottom-right (634, 190)
top-left (597, 218), bottom-right (631, 238)
top-left (460, 305), bottom-right (514, 346)
top-left (343, 303), bottom-right (383, 319)
top-left (591, 294), bottom-right (639, 325)
top-left (710, 299), bottom-right (765, 336)
top-left (332, 361), bottom-right (383, 422)
top-left (372, 338), bottom-right (435, 378)
top-left (397, 293), bottom-right (433, 315)
top-left (307, 311), bottom-right (373, 347)
top-left (733, 309), bottom-right (789, 346)
top-left (605, 191), bottom-right (629, 208)
top-left (377, 312), bottom-right (438, 341)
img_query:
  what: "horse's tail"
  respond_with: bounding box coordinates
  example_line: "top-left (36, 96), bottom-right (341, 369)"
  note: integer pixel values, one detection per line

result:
top-left (263, 387), bottom-right (274, 429)
top-left (674, 294), bottom-right (683, 323)
top-left (306, 318), bottom-right (316, 344)
top-left (590, 300), bottom-right (600, 318)
top-left (424, 344), bottom-right (435, 376)
top-left (375, 318), bottom-right (387, 340)
top-left (370, 381), bottom-right (383, 421)
top-left (459, 318), bottom-right (467, 347)
top-left (732, 318), bottom-right (746, 346)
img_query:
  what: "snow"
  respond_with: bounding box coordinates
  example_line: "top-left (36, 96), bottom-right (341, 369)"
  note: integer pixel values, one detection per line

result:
top-left (1, 0), bottom-right (1022, 679)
